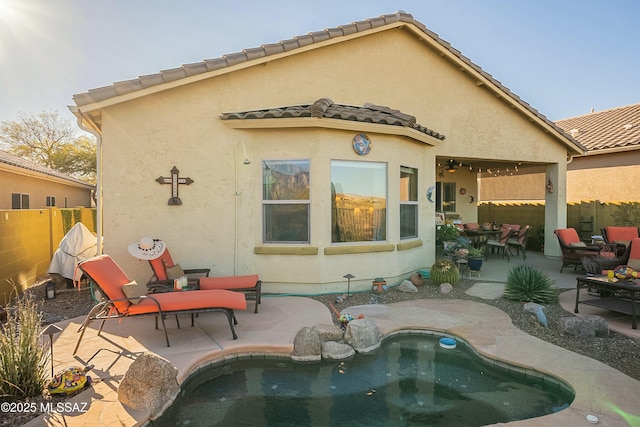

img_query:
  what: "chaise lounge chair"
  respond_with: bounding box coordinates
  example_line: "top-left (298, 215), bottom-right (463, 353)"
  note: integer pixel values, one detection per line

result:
top-left (73, 254), bottom-right (247, 355)
top-left (554, 228), bottom-right (615, 273)
top-left (128, 238), bottom-right (262, 313)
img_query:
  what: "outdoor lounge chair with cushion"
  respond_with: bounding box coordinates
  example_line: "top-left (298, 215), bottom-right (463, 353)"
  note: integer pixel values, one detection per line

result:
top-left (146, 246), bottom-right (262, 313)
top-left (554, 228), bottom-right (616, 273)
top-left (601, 226), bottom-right (640, 256)
top-left (74, 254), bottom-right (247, 355)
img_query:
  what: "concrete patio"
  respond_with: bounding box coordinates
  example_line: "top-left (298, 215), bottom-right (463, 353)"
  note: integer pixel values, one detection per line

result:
top-left (24, 251), bottom-right (640, 426)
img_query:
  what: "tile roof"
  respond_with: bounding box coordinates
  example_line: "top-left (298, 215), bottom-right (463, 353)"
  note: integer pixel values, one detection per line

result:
top-left (71, 10), bottom-right (582, 153)
top-left (0, 149), bottom-right (94, 188)
top-left (554, 103), bottom-right (640, 152)
top-left (220, 98), bottom-right (446, 140)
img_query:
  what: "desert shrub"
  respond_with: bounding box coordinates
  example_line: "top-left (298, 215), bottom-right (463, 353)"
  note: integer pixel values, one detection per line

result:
top-left (504, 265), bottom-right (558, 304)
top-left (0, 292), bottom-right (48, 400)
top-left (429, 260), bottom-right (460, 286)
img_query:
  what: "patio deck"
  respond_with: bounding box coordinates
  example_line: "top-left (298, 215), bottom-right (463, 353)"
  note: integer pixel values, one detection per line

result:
top-left (24, 251), bottom-right (640, 426)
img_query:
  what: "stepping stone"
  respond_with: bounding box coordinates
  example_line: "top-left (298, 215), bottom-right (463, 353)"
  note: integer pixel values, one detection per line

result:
top-left (465, 282), bottom-right (505, 300)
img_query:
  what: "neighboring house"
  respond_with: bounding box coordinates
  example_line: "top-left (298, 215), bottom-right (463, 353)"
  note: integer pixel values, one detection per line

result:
top-left (0, 150), bottom-right (94, 209)
top-left (480, 103), bottom-right (640, 203)
top-left (70, 11), bottom-right (582, 293)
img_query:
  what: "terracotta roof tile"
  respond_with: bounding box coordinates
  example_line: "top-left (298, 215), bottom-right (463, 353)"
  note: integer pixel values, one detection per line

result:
top-left (220, 98), bottom-right (445, 140)
top-left (0, 150), bottom-right (94, 187)
top-left (555, 103), bottom-right (640, 152)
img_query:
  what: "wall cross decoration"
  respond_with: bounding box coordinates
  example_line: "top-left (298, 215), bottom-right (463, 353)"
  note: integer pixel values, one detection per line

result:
top-left (155, 166), bottom-right (194, 205)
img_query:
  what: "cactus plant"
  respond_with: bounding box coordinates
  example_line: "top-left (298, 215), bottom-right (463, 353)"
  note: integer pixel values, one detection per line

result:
top-left (429, 260), bottom-right (460, 286)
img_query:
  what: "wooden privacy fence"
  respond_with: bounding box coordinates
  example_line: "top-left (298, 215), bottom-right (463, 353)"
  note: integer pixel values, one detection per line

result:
top-left (479, 201), bottom-right (640, 251)
top-left (0, 207), bottom-right (96, 305)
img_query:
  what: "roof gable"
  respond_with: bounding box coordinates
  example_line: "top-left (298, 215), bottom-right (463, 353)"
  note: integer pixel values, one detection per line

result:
top-left (71, 10), bottom-right (582, 155)
top-left (555, 103), bottom-right (640, 153)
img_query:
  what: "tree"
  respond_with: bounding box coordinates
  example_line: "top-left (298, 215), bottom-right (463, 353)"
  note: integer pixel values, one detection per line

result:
top-left (0, 111), bottom-right (96, 183)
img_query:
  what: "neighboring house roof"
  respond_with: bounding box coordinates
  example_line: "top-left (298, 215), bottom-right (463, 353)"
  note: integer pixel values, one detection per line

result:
top-left (555, 103), bottom-right (640, 154)
top-left (0, 149), bottom-right (94, 188)
top-left (70, 10), bottom-right (583, 154)
top-left (220, 98), bottom-right (446, 142)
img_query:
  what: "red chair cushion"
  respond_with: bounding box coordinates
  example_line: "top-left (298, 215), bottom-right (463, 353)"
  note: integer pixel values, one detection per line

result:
top-left (79, 255), bottom-right (132, 313)
top-left (199, 275), bottom-right (259, 290)
top-left (149, 250), bottom-right (176, 281)
top-left (605, 227), bottom-right (639, 242)
top-left (127, 289), bottom-right (247, 315)
top-left (556, 228), bottom-right (581, 245)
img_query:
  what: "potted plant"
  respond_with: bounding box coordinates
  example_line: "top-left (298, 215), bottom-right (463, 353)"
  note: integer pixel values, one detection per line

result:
top-left (467, 247), bottom-right (484, 271)
top-left (436, 222), bottom-right (461, 250)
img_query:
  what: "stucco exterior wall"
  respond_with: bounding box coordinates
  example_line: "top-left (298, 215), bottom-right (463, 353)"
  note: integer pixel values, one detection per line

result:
top-left (0, 169), bottom-right (93, 209)
top-left (95, 26), bottom-right (571, 292)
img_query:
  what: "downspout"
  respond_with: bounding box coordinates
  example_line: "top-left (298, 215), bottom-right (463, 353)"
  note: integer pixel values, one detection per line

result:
top-left (76, 115), bottom-right (103, 255)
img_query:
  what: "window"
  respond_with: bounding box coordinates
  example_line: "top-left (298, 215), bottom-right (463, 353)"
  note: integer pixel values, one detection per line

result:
top-left (331, 160), bottom-right (387, 242)
top-left (46, 196), bottom-right (56, 207)
top-left (400, 166), bottom-right (418, 239)
top-left (11, 193), bottom-right (29, 209)
top-left (262, 160), bottom-right (310, 243)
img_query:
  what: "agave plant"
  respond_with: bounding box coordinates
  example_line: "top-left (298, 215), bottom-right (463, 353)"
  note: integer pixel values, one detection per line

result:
top-left (429, 260), bottom-right (460, 286)
top-left (504, 265), bottom-right (558, 304)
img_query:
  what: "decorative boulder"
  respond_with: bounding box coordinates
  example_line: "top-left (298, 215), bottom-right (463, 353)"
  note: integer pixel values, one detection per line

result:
top-left (291, 326), bottom-right (321, 361)
top-left (118, 353), bottom-right (179, 417)
top-left (398, 280), bottom-right (418, 293)
top-left (344, 318), bottom-right (382, 353)
top-left (440, 283), bottom-right (453, 294)
top-left (559, 316), bottom-right (608, 338)
top-left (312, 324), bottom-right (345, 342)
top-left (321, 341), bottom-right (356, 360)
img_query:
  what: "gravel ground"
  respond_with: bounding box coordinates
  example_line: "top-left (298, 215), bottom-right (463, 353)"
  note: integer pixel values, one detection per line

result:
top-left (2, 277), bottom-right (639, 426)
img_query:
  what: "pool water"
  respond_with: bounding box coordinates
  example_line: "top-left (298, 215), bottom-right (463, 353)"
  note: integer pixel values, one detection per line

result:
top-left (153, 334), bottom-right (574, 426)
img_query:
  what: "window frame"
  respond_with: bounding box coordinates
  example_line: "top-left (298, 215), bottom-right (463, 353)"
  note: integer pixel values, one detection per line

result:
top-left (11, 193), bottom-right (30, 209)
top-left (400, 166), bottom-right (418, 239)
top-left (331, 159), bottom-right (388, 243)
top-left (261, 159), bottom-right (311, 244)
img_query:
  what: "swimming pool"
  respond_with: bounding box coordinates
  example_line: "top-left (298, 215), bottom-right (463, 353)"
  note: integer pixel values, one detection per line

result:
top-left (153, 333), bottom-right (574, 426)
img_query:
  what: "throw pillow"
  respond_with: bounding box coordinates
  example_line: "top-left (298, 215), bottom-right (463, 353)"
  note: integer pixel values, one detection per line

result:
top-left (627, 258), bottom-right (640, 271)
top-left (122, 280), bottom-right (147, 304)
top-left (614, 240), bottom-right (631, 249)
top-left (166, 263), bottom-right (185, 280)
top-left (569, 242), bottom-right (587, 248)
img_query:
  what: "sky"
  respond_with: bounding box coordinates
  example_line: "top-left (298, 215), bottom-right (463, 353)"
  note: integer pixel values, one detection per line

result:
top-left (0, 0), bottom-right (638, 126)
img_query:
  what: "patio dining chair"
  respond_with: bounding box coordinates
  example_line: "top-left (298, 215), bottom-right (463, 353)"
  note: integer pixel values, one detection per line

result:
top-left (554, 228), bottom-right (615, 273)
top-left (507, 225), bottom-right (531, 260)
top-left (485, 227), bottom-right (514, 262)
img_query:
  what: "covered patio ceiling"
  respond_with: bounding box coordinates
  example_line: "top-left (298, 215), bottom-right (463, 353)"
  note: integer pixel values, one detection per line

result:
top-left (436, 156), bottom-right (549, 177)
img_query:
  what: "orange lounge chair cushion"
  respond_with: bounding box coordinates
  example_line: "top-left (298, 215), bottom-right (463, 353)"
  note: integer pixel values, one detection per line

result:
top-left (198, 275), bottom-right (259, 291)
top-left (605, 227), bottom-right (639, 242)
top-left (80, 255), bottom-right (133, 312)
top-left (127, 289), bottom-right (247, 315)
top-left (556, 228), bottom-right (581, 245)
